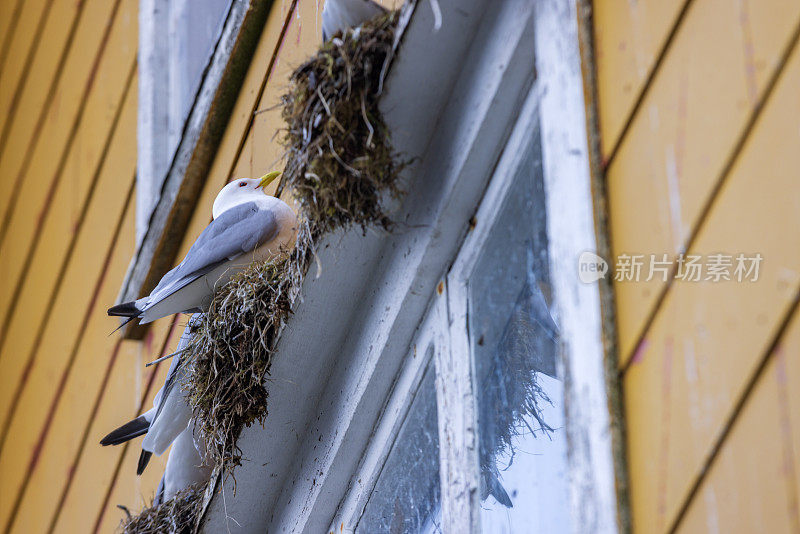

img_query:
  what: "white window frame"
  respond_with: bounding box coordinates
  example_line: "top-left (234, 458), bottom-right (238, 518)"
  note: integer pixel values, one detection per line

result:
top-left (335, 1), bottom-right (620, 531)
top-left (336, 68), bottom-right (618, 533)
top-left (333, 295), bottom-right (445, 530)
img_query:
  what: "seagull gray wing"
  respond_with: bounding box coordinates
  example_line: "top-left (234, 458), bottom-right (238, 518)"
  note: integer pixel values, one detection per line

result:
top-left (147, 202), bottom-right (278, 307)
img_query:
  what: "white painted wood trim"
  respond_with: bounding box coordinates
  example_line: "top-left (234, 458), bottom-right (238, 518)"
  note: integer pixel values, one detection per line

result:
top-left (535, 0), bottom-right (620, 532)
top-left (137, 0), bottom-right (170, 244)
top-left (442, 80), bottom-right (541, 533)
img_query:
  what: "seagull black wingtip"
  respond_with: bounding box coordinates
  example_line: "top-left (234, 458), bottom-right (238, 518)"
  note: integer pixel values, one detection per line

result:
top-left (100, 415), bottom-right (150, 446)
top-left (107, 301), bottom-right (141, 317)
top-left (137, 450), bottom-right (153, 476)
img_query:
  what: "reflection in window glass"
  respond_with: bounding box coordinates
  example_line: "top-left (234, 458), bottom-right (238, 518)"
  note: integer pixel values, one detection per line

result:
top-left (469, 126), bottom-right (571, 533)
top-left (357, 358), bottom-right (442, 533)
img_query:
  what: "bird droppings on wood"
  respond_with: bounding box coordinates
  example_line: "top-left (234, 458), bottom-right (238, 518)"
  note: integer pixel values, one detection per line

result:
top-left (121, 11), bottom-right (402, 533)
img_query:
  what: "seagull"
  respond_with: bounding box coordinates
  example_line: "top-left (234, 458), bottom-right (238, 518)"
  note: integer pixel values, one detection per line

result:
top-left (153, 425), bottom-right (212, 506)
top-left (108, 171), bottom-right (297, 325)
top-left (101, 171), bottom-right (297, 476)
top-left (322, 0), bottom-right (387, 42)
top-left (100, 317), bottom-right (199, 475)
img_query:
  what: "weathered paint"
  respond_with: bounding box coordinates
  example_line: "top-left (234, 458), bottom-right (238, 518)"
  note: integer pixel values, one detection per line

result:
top-left (678, 311), bottom-right (800, 534)
top-left (592, 0), bottom-right (686, 159)
top-left (607, 0), bottom-right (800, 363)
top-left (596, 0), bottom-right (800, 531)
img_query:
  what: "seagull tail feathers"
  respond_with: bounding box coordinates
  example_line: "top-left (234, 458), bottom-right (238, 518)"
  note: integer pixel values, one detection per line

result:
top-left (100, 415), bottom-right (150, 446)
top-left (137, 450), bottom-right (153, 476)
top-left (108, 300), bottom-right (141, 317)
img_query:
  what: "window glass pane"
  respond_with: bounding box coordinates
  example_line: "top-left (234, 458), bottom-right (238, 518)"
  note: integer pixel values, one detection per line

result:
top-left (357, 358), bottom-right (442, 533)
top-left (469, 125), bottom-right (571, 532)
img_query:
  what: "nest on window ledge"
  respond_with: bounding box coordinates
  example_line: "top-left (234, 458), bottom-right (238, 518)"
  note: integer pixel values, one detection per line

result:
top-left (121, 10), bottom-right (403, 534)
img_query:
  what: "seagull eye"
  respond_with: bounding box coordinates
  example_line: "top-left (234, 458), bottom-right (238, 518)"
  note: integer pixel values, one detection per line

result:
top-left (238, 181), bottom-right (247, 187)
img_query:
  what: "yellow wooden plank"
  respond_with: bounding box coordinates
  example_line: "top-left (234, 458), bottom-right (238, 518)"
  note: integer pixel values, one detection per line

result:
top-left (0, 0), bottom-right (24, 59)
top-left (36, 338), bottom-right (141, 534)
top-left (0, 199), bottom-right (136, 530)
top-left (51, 323), bottom-right (178, 534)
top-left (623, 41), bottom-right (800, 534)
top-left (593, 0), bottom-right (685, 159)
top-left (0, 0), bottom-right (82, 144)
top-left (0, 75), bottom-right (136, 442)
top-left (0, 0), bottom-right (109, 224)
top-left (0, 0), bottom-right (48, 127)
top-left (677, 310), bottom-right (800, 534)
top-left (0, 112), bottom-right (136, 530)
top-left (786, 314), bottom-right (800, 528)
top-left (607, 0), bottom-right (800, 363)
top-left (0, 0), bottom-right (136, 340)
top-left (90, 440), bottom-right (141, 534)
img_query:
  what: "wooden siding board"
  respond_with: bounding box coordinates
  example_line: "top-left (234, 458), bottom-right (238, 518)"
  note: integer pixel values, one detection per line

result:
top-left (245, 0), bottom-right (322, 180)
top-left (8, 197), bottom-right (142, 534)
top-left (0, 187), bottom-right (134, 531)
top-left (607, 0), bottom-right (800, 363)
top-left (91, 441), bottom-right (141, 534)
top-left (0, 0), bottom-right (50, 133)
top-left (0, 0), bottom-right (25, 71)
top-left (0, 0), bottom-right (136, 332)
top-left (83, 317), bottom-right (181, 533)
top-left (43, 338), bottom-right (138, 534)
top-left (593, 0), bottom-right (686, 159)
top-left (623, 41), bottom-right (800, 533)
top-left (0, 74), bottom-right (137, 442)
top-left (0, 0), bottom-right (120, 232)
top-left (0, 102), bottom-right (136, 530)
top-left (677, 311), bottom-right (800, 534)
top-left (0, 0), bottom-right (83, 160)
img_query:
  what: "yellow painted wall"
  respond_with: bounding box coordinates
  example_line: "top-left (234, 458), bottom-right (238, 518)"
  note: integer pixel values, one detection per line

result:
top-left (594, 0), bottom-right (800, 532)
top-left (0, 0), bottom-right (398, 532)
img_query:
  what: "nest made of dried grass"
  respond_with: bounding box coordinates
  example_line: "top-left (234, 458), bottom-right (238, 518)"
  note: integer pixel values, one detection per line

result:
top-left (120, 486), bottom-right (203, 534)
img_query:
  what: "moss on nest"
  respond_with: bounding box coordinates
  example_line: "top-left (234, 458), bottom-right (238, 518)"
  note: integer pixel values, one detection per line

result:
top-left (120, 11), bottom-right (404, 532)
top-left (121, 486), bottom-right (203, 534)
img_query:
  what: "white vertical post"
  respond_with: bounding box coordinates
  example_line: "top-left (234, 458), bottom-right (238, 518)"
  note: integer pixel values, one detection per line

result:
top-left (435, 282), bottom-right (481, 533)
top-left (534, 0), bottom-right (621, 532)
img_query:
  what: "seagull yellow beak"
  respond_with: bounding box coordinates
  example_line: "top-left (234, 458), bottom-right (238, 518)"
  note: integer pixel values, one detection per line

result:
top-left (258, 171), bottom-right (281, 191)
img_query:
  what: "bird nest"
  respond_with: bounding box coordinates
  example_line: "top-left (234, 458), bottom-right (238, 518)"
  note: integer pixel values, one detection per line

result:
top-left (120, 486), bottom-right (203, 534)
top-left (279, 9), bottom-right (403, 234)
top-left (121, 10), bottom-right (403, 534)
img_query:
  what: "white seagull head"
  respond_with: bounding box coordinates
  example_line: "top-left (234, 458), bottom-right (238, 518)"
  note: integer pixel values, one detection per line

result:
top-left (212, 171), bottom-right (282, 219)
